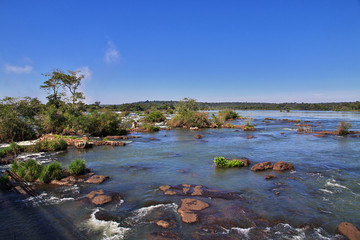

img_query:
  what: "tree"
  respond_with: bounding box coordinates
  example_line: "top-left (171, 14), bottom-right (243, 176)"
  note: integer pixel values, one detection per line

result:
top-left (175, 98), bottom-right (198, 115)
top-left (62, 70), bottom-right (85, 106)
top-left (40, 69), bottom-right (65, 107)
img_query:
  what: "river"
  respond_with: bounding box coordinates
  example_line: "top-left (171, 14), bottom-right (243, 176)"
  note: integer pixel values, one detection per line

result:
top-left (0, 110), bottom-right (359, 240)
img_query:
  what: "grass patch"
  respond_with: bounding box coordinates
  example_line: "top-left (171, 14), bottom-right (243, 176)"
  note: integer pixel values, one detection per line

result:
top-left (214, 156), bottom-right (244, 168)
top-left (337, 121), bottom-right (351, 136)
top-left (68, 159), bottom-right (86, 175)
top-left (142, 124), bottom-right (160, 132)
top-left (39, 161), bottom-right (63, 183)
top-left (11, 159), bottom-right (44, 182)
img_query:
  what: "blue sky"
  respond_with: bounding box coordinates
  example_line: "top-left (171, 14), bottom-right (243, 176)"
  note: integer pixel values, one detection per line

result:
top-left (1, 0), bottom-right (359, 104)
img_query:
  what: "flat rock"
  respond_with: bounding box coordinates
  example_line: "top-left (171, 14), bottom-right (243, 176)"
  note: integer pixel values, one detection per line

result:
top-left (159, 185), bottom-right (171, 191)
top-left (251, 162), bottom-right (273, 171)
top-left (191, 185), bottom-right (203, 196)
top-left (273, 161), bottom-right (294, 171)
top-left (177, 198), bottom-right (209, 223)
top-left (156, 220), bottom-right (172, 229)
top-left (85, 175), bottom-right (109, 184)
top-left (87, 189), bottom-right (119, 205)
top-left (338, 222), bottom-right (360, 240)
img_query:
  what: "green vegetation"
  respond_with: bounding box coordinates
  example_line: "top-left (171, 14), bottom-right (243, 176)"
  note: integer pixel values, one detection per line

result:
top-left (0, 142), bottom-right (21, 158)
top-left (217, 109), bottom-right (239, 122)
top-left (141, 124), bottom-right (160, 132)
top-left (11, 159), bottom-right (44, 182)
top-left (214, 156), bottom-right (244, 168)
top-left (144, 111), bottom-right (166, 123)
top-left (39, 161), bottom-right (63, 183)
top-left (168, 98), bottom-right (211, 128)
top-left (337, 121), bottom-right (352, 136)
top-left (0, 174), bottom-right (9, 184)
top-left (68, 159), bottom-right (86, 175)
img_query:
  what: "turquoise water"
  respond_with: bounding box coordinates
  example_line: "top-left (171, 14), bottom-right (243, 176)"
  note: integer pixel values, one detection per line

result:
top-left (0, 110), bottom-right (359, 239)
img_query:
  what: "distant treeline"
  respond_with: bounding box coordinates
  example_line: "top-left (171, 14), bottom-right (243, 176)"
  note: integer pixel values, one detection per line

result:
top-left (101, 100), bottom-right (360, 112)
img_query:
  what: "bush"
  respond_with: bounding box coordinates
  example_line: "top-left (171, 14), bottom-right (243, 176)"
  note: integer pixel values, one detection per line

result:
top-left (337, 121), bottom-right (351, 136)
top-left (142, 124), bottom-right (160, 132)
top-left (0, 174), bottom-right (9, 184)
top-left (39, 161), bottom-right (63, 183)
top-left (11, 159), bottom-right (44, 182)
top-left (168, 111), bottom-right (210, 128)
top-left (25, 139), bottom-right (67, 153)
top-left (0, 143), bottom-right (23, 158)
top-left (214, 156), bottom-right (244, 168)
top-left (218, 110), bottom-right (239, 122)
top-left (144, 111), bottom-right (166, 123)
top-left (68, 159), bottom-right (86, 175)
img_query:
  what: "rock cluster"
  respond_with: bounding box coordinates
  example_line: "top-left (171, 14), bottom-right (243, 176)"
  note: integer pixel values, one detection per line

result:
top-left (251, 161), bottom-right (294, 172)
top-left (177, 198), bottom-right (209, 223)
top-left (87, 189), bottom-right (120, 205)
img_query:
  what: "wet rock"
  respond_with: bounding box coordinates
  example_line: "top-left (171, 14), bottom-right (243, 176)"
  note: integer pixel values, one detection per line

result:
top-left (87, 190), bottom-right (119, 205)
top-left (150, 138), bottom-right (160, 141)
top-left (147, 231), bottom-right (181, 240)
top-left (194, 134), bottom-right (204, 139)
top-left (190, 127), bottom-right (199, 131)
top-left (191, 185), bottom-right (203, 196)
top-left (178, 198), bottom-right (209, 223)
top-left (159, 185), bottom-right (171, 191)
top-left (232, 157), bottom-right (250, 167)
top-left (75, 141), bottom-right (93, 149)
top-left (85, 175), bottom-right (109, 184)
top-left (265, 174), bottom-right (277, 180)
top-left (251, 162), bottom-right (273, 171)
top-left (338, 222), bottom-right (360, 240)
top-left (164, 190), bottom-right (177, 195)
top-left (50, 179), bottom-right (72, 186)
top-left (95, 210), bottom-right (121, 222)
top-left (273, 161), bottom-right (294, 171)
top-left (156, 220), bottom-right (172, 229)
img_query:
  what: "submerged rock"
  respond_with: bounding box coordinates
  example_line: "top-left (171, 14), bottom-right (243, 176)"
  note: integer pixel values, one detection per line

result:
top-left (85, 175), bottom-right (109, 184)
top-left (273, 161), bottom-right (294, 171)
top-left (156, 220), bottom-right (172, 229)
top-left (265, 174), bottom-right (277, 180)
top-left (251, 162), bottom-right (273, 171)
top-left (338, 222), bottom-right (360, 240)
top-left (194, 134), bottom-right (204, 139)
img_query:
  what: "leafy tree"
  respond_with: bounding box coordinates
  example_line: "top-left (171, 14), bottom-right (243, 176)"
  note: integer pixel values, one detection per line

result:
top-left (175, 98), bottom-right (198, 114)
top-left (41, 69), bottom-right (65, 107)
top-left (62, 70), bottom-right (85, 106)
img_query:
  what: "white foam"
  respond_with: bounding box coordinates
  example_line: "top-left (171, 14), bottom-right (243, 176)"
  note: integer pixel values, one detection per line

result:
top-left (86, 209), bottom-right (130, 240)
top-left (282, 128), bottom-right (297, 131)
top-left (320, 188), bottom-right (334, 194)
top-left (131, 203), bottom-right (177, 221)
top-left (231, 227), bottom-right (253, 239)
top-left (22, 192), bottom-right (74, 206)
top-left (325, 180), bottom-right (349, 190)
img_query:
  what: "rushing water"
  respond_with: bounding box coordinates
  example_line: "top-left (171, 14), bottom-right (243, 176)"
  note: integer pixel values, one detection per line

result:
top-left (1, 110), bottom-right (359, 240)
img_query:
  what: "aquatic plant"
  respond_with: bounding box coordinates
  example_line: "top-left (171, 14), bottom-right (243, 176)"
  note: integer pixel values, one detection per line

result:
top-left (25, 139), bottom-right (68, 152)
top-left (337, 121), bottom-right (351, 136)
top-left (0, 142), bottom-right (23, 157)
top-left (68, 159), bottom-right (86, 175)
top-left (142, 124), bottom-right (160, 132)
top-left (214, 156), bottom-right (244, 168)
top-left (102, 138), bottom-right (108, 141)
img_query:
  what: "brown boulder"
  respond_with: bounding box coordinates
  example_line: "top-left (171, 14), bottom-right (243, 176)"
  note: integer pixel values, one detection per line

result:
top-left (85, 175), bottom-right (109, 184)
top-left (86, 190), bottom-right (117, 205)
top-left (251, 162), bottom-right (273, 171)
top-left (273, 161), bottom-right (294, 171)
top-left (265, 174), bottom-right (277, 180)
top-left (338, 222), bottom-right (360, 240)
top-left (194, 134), bottom-right (204, 139)
top-left (164, 190), bottom-right (177, 195)
top-left (191, 185), bottom-right (203, 196)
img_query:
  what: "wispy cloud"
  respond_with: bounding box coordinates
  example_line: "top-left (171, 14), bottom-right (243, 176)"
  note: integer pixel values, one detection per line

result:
top-left (104, 41), bottom-right (120, 63)
top-left (76, 66), bottom-right (92, 80)
top-left (5, 64), bottom-right (33, 74)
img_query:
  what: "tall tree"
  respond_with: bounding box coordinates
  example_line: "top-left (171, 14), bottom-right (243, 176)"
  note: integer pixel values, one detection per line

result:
top-left (62, 70), bottom-right (85, 106)
top-left (40, 69), bottom-right (65, 107)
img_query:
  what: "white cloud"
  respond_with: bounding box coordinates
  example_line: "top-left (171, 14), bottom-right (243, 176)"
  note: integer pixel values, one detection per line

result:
top-left (104, 41), bottom-right (120, 63)
top-left (5, 64), bottom-right (33, 74)
top-left (76, 66), bottom-right (92, 80)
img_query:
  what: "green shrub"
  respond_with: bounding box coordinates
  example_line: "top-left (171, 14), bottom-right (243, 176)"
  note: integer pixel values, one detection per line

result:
top-left (0, 174), bottom-right (9, 184)
top-left (168, 111), bottom-right (210, 128)
top-left (218, 110), bottom-right (239, 122)
top-left (142, 124), bottom-right (160, 132)
top-left (214, 156), bottom-right (244, 168)
top-left (337, 121), bottom-right (351, 136)
top-left (68, 159), bottom-right (86, 175)
top-left (11, 159), bottom-right (44, 182)
top-left (102, 138), bottom-right (108, 141)
top-left (39, 161), bottom-right (63, 183)
top-left (24, 139), bottom-right (67, 153)
top-left (0, 143), bottom-right (23, 157)
top-left (144, 111), bottom-right (166, 123)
